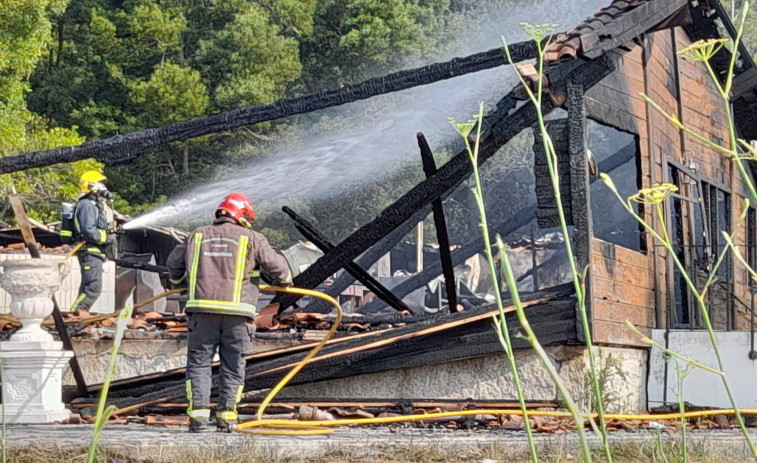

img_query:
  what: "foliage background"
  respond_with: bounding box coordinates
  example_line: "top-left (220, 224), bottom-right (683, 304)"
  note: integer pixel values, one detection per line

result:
top-left (6, 0), bottom-right (755, 247)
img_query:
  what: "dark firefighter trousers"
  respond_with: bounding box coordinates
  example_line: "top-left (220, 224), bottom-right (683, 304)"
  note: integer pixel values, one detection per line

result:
top-left (71, 253), bottom-right (104, 313)
top-left (185, 312), bottom-right (254, 421)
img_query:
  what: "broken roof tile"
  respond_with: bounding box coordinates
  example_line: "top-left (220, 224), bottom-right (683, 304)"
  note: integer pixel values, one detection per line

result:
top-left (546, 0), bottom-right (651, 61)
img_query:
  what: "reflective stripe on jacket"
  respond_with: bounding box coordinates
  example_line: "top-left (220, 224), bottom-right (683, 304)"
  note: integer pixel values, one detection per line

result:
top-left (166, 217), bottom-right (291, 317)
top-left (74, 195), bottom-right (111, 259)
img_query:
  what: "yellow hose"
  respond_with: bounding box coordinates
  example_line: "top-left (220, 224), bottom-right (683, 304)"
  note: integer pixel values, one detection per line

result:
top-left (235, 286), bottom-right (757, 435)
top-left (237, 407), bottom-right (757, 434)
top-left (234, 284), bottom-right (343, 435)
top-left (66, 241), bottom-right (86, 259)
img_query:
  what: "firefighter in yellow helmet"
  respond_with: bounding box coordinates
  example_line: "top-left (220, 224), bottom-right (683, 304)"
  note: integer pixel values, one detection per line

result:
top-left (69, 170), bottom-right (118, 315)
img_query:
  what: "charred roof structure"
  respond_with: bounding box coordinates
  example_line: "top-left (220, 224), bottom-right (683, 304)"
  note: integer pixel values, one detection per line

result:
top-left (5, 0), bottom-right (757, 410)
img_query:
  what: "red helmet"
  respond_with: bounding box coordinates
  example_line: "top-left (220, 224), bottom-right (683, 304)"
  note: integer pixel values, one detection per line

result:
top-left (216, 192), bottom-right (255, 226)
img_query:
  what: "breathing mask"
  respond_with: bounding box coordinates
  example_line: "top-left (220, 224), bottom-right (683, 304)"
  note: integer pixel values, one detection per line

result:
top-left (95, 182), bottom-right (113, 200)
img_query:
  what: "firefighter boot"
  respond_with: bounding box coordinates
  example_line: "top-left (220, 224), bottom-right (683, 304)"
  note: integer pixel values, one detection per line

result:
top-left (216, 410), bottom-right (237, 433)
top-left (188, 417), bottom-right (215, 433)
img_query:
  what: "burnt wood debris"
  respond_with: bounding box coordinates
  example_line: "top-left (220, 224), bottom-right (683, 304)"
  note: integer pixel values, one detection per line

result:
top-left (276, 56), bottom-right (614, 312)
top-left (361, 129), bottom-right (633, 313)
top-left (76, 286), bottom-right (574, 412)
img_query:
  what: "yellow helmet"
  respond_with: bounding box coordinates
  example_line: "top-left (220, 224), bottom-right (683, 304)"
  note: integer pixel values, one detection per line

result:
top-left (79, 170), bottom-right (107, 193)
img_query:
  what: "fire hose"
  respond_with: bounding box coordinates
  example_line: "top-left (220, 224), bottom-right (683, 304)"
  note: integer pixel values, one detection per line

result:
top-left (21, 272), bottom-right (757, 435)
top-left (233, 286), bottom-right (757, 436)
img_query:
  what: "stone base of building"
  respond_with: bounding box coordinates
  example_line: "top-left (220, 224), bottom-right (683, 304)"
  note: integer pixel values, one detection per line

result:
top-left (277, 345), bottom-right (649, 413)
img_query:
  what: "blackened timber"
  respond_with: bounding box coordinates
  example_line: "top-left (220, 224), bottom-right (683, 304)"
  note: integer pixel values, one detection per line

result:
top-left (362, 132), bottom-right (636, 313)
top-left (566, 84), bottom-right (592, 343)
top-left (137, 398), bottom-right (560, 413)
top-left (282, 206), bottom-right (409, 312)
top-left (361, 204), bottom-right (537, 313)
top-left (534, 120), bottom-right (572, 229)
top-left (302, 205), bottom-right (432, 313)
top-left (103, 286), bottom-right (573, 409)
top-left (417, 133), bottom-right (458, 312)
top-left (284, 56), bottom-right (614, 310)
top-left (0, 41), bottom-right (544, 174)
top-left (581, 0), bottom-right (687, 59)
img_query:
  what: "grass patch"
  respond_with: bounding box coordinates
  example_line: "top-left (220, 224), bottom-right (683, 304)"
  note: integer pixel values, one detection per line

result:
top-left (3, 438), bottom-right (750, 463)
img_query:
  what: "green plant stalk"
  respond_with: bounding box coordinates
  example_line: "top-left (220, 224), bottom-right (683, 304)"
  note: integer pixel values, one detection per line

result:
top-left (603, 177), bottom-right (757, 457)
top-left (497, 236), bottom-right (592, 463)
top-left (503, 33), bottom-right (611, 462)
top-left (624, 321), bottom-right (724, 375)
top-left (86, 295), bottom-right (134, 463)
top-left (674, 360), bottom-right (688, 463)
top-left (1, 355), bottom-right (5, 463)
top-left (460, 101), bottom-right (539, 463)
top-left (724, 232), bottom-right (757, 284)
top-left (655, 429), bottom-right (671, 463)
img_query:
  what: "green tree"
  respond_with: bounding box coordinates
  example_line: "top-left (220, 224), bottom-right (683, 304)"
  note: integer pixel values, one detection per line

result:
top-left (0, 0), bottom-right (94, 223)
top-left (193, 1), bottom-right (305, 109)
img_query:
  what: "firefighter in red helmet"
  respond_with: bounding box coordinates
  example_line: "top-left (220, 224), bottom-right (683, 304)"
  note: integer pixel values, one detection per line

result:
top-left (167, 192), bottom-right (291, 432)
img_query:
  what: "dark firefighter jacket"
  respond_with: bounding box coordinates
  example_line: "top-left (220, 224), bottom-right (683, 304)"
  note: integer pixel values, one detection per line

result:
top-left (74, 194), bottom-right (113, 260)
top-left (166, 217), bottom-right (292, 318)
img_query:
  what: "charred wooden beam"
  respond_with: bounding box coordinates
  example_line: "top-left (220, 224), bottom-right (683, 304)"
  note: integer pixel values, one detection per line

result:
top-left (534, 120), bottom-right (572, 228)
top-left (0, 41), bottom-right (546, 174)
top-left (302, 205), bottom-right (432, 313)
top-left (581, 0), bottom-right (687, 59)
top-left (417, 133), bottom-right (458, 313)
top-left (123, 398), bottom-right (560, 415)
top-left (100, 287), bottom-right (574, 409)
top-left (282, 206), bottom-right (409, 312)
top-left (566, 83), bottom-right (592, 342)
top-left (362, 132), bottom-right (635, 313)
top-left (280, 56), bottom-right (614, 311)
top-left (361, 203), bottom-right (537, 313)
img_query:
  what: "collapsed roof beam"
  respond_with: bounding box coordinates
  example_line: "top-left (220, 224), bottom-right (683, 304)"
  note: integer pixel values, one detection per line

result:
top-left (282, 206), bottom-right (409, 312)
top-left (302, 205), bottom-right (432, 313)
top-left (278, 56), bottom-right (615, 311)
top-left (417, 133), bottom-right (458, 313)
top-left (581, 0), bottom-right (688, 59)
top-left (0, 40), bottom-right (545, 174)
top-left (361, 126), bottom-right (636, 313)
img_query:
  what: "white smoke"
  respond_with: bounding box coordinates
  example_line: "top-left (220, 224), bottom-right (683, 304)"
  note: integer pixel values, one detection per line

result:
top-left (125, 0), bottom-right (608, 230)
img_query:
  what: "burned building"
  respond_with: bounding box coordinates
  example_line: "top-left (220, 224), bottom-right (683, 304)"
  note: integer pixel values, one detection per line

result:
top-left (2, 0), bottom-right (757, 413)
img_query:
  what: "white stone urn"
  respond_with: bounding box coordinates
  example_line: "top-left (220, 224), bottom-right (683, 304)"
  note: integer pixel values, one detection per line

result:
top-left (0, 259), bottom-right (69, 343)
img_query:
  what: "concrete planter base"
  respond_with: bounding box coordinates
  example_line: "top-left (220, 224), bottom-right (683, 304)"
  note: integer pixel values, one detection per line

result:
top-left (0, 343), bottom-right (73, 424)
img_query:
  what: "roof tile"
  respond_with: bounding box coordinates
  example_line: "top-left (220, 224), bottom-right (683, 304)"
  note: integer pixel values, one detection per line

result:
top-left (545, 0), bottom-right (649, 61)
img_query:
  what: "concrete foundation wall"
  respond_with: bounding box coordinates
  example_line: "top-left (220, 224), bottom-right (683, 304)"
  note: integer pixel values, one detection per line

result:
top-left (62, 334), bottom-right (648, 413)
top-left (279, 345), bottom-right (648, 413)
top-left (649, 330), bottom-right (757, 409)
top-left (63, 333), bottom-right (303, 386)
top-left (64, 334), bottom-right (187, 386)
